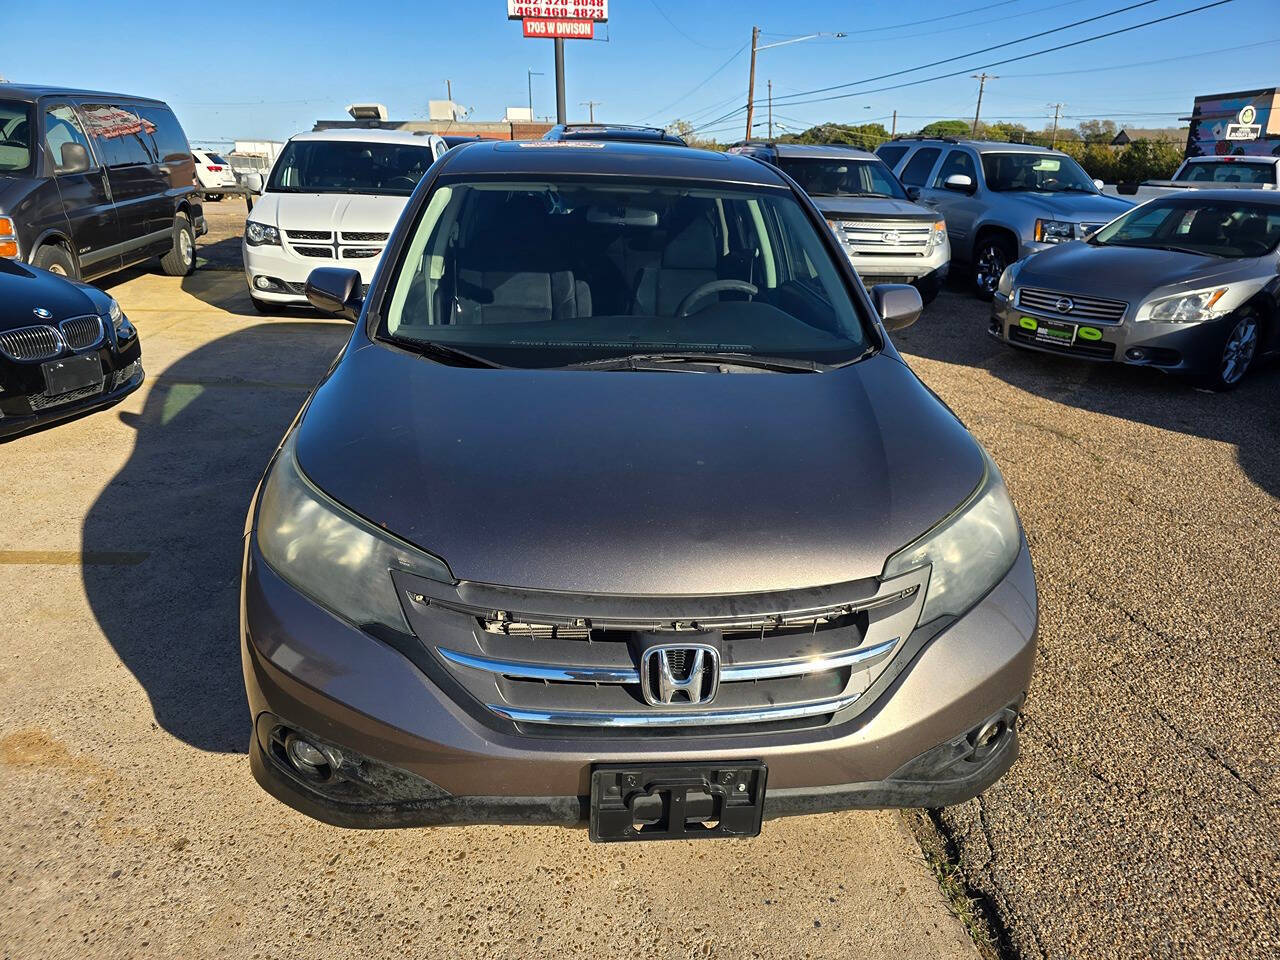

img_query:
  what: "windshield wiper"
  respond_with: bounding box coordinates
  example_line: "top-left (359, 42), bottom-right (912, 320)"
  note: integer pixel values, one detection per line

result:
top-left (1101, 240), bottom-right (1216, 257)
top-left (393, 339), bottom-right (503, 367)
top-left (564, 351), bottom-right (826, 373)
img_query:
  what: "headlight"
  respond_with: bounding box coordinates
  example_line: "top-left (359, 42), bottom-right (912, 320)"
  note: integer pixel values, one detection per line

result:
top-left (1142, 287), bottom-right (1228, 324)
top-left (882, 446), bottom-right (1021, 624)
top-left (245, 220), bottom-right (280, 246)
top-left (825, 218), bottom-right (846, 243)
top-left (926, 220), bottom-right (947, 248)
top-left (1034, 219), bottom-right (1074, 244)
top-left (103, 298), bottom-right (135, 342)
top-left (256, 430), bottom-right (452, 633)
top-left (996, 257), bottom-right (1025, 298)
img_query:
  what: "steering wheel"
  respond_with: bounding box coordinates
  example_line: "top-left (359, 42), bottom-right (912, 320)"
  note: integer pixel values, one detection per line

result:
top-left (675, 279), bottom-right (758, 317)
top-left (384, 176), bottom-right (417, 191)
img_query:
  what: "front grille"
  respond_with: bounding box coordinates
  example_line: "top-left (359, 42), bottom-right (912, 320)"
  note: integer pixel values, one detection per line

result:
top-left (294, 246), bottom-right (333, 258)
top-left (0, 325), bottom-right (62, 361)
top-left (341, 247), bottom-right (382, 259)
top-left (400, 572), bottom-right (929, 736)
top-left (285, 229), bottom-right (332, 241)
top-left (1009, 327), bottom-right (1117, 359)
top-left (112, 360), bottom-right (142, 389)
top-left (28, 379), bottom-right (104, 411)
top-left (832, 218), bottom-right (934, 257)
top-left (59, 315), bottom-right (104, 351)
top-left (1017, 287), bottom-right (1127, 323)
top-left (341, 231), bottom-right (389, 242)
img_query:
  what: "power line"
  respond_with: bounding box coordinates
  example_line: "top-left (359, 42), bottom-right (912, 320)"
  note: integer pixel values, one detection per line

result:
top-left (637, 41), bottom-right (749, 123)
top-left (718, 0), bottom-right (1234, 120)
top-left (997, 35), bottom-right (1278, 76)
top-left (766, 0), bottom-right (1164, 108)
top-left (829, 0), bottom-right (1024, 35)
top-left (643, 0), bottom-right (736, 50)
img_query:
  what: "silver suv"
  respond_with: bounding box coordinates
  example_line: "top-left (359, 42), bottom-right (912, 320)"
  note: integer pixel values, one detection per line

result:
top-left (877, 138), bottom-right (1132, 299)
top-left (732, 142), bottom-right (950, 303)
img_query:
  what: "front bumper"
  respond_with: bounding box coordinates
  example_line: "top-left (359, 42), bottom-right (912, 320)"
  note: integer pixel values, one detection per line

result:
top-left (0, 343), bottom-right (143, 440)
top-left (241, 536), bottom-right (1038, 829)
top-left (849, 239), bottom-right (951, 288)
top-left (991, 291), bottom-right (1235, 374)
top-left (243, 240), bottom-right (379, 303)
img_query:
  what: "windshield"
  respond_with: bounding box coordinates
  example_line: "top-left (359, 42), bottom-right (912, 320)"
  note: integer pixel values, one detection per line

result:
top-left (0, 101), bottom-right (34, 175)
top-left (777, 157), bottom-right (907, 199)
top-left (1174, 160), bottom-right (1273, 184)
top-left (1092, 197), bottom-right (1280, 258)
top-left (381, 178), bottom-right (871, 368)
top-left (267, 140), bottom-right (436, 196)
top-left (981, 152), bottom-right (1096, 193)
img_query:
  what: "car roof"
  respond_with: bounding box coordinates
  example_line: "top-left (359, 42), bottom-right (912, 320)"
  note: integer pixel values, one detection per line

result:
top-left (0, 83), bottom-right (167, 105)
top-left (286, 129), bottom-right (444, 146)
top-left (438, 140), bottom-right (786, 187)
top-left (1145, 188), bottom-right (1280, 206)
top-left (888, 137), bottom-right (1064, 156)
top-left (767, 143), bottom-right (879, 160)
top-left (1184, 155), bottom-right (1278, 164)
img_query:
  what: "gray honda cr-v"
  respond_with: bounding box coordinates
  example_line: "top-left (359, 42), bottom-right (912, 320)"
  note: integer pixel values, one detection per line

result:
top-left (241, 140), bottom-right (1038, 841)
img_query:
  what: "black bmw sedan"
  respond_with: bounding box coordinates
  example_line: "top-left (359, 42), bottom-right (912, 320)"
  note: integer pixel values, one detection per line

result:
top-left (0, 258), bottom-right (142, 439)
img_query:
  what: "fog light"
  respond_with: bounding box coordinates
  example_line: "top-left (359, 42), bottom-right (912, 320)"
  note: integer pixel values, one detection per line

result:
top-left (1125, 347), bottom-right (1147, 362)
top-left (254, 275), bottom-right (272, 290)
top-left (284, 732), bottom-right (339, 782)
top-left (970, 717), bottom-right (1007, 761)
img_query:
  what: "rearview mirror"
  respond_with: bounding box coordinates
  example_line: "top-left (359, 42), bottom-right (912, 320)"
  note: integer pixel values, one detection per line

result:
top-left (872, 283), bottom-right (923, 332)
top-left (59, 142), bottom-right (90, 175)
top-left (306, 267), bottom-right (364, 322)
top-left (242, 172), bottom-right (264, 194)
top-left (943, 174), bottom-right (974, 193)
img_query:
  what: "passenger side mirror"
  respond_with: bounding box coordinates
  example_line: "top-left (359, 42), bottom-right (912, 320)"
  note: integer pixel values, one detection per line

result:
top-left (943, 174), bottom-right (974, 194)
top-left (1093, 178), bottom-right (1105, 191)
top-left (243, 172), bottom-right (264, 194)
top-left (58, 142), bottom-right (90, 175)
top-left (871, 283), bottom-right (923, 332)
top-left (1116, 181), bottom-right (1139, 196)
top-left (306, 267), bottom-right (364, 322)
top-left (905, 185), bottom-right (922, 201)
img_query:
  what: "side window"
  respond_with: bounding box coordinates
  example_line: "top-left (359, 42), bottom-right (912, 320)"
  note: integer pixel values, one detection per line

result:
top-left (79, 103), bottom-right (156, 167)
top-left (876, 144), bottom-right (908, 169)
top-left (136, 105), bottom-right (191, 163)
top-left (932, 149), bottom-right (977, 187)
top-left (899, 147), bottom-right (942, 187)
top-left (44, 105), bottom-right (95, 173)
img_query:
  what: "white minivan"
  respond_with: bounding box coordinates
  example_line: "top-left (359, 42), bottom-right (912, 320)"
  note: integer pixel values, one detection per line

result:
top-left (241, 130), bottom-right (446, 312)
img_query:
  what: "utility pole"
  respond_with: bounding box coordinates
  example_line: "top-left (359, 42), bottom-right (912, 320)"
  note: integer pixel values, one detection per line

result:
top-left (745, 25), bottom-right (760, 141)
top-left (554, 39), bottom-right (567, 124)
top-left (1048, 102), bottom-right (1065, 149)
top-left (971, 73), bottom-right (996, 136)
top-left (581, 100), bottom-right (602, 123)
top-left (446, 79), bottom-right (452, 102)
top-left (891, 110), bottom-right (897, 138)
top-left (767, 80), bottom-right (773, 139)
top-left (528, 69), bottom-right (543, 117)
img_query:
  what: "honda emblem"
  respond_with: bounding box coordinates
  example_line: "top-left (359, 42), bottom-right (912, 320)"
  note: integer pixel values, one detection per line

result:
top-left (641, 644), bottom-right (720, 706)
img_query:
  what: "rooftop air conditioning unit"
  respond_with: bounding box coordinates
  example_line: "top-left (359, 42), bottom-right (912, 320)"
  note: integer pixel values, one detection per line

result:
top-left (346, 103), bottom-right (388, 121)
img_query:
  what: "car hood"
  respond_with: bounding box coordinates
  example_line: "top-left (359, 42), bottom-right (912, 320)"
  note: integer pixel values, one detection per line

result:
top-left (293, 345), bottom-right (985, 595)
top-left (252, 191), bottom-right (409, 232)
top-left (1016, 241), bottom-right (1259, 301)
top-left (812, 196), bottom-right (937, 221)
top-left (0, 257), bottom-right (105, 331)
top-left (999, 190), bottom-right (1132, 221)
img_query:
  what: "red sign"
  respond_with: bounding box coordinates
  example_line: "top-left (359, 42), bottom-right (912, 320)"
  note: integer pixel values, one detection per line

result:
top-left (509, 1), bottom-right (607, 21)
top-left (523, 17), bottom-right (594, 39)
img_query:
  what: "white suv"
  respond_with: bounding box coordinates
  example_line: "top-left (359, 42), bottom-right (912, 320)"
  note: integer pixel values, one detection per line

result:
top-left (241, 130), bottom-right (446, 312)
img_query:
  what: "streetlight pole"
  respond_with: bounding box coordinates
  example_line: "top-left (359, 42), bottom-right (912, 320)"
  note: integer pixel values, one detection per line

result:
top-left (554, 39), bottom-right (567, 124)
top-left (745, 29), bottom-right (846, 141)
top-left (528, 69), bottom-right (543, 117)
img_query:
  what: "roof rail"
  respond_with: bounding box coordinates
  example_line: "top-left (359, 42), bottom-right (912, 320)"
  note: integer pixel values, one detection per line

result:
top-left (891, 135), bottom-right (960, 143)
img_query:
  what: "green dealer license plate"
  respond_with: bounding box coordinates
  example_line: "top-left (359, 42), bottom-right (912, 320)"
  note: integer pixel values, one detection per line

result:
top-left (1020, 315), bottom-right (1077, 345)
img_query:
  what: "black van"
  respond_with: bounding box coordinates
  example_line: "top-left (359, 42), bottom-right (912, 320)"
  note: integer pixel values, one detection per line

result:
top-left (0, 85), bottom-right (204, 282)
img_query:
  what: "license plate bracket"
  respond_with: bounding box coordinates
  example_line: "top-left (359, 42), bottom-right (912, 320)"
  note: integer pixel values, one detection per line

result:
top-left (41, 353), bottom-right (103, 396)
top-left (589, 761), bottom-right (767, 842)
top-left (1023, 315), bottom-right (1078, 346)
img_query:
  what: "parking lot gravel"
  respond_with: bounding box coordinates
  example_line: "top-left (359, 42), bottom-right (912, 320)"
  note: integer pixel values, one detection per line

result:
top-left (893, 290), bottom-right (1280, 960)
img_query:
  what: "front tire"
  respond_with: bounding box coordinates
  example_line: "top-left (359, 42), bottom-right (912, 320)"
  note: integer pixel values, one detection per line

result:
top-left (160, 212), bottom-right (196, 276)
top-left (32, 244), bottom-right (80, 280)
top-left (1199, 309), bottom-right (1262, 391)
top-left (972, 235), bottom-right (1015, 301)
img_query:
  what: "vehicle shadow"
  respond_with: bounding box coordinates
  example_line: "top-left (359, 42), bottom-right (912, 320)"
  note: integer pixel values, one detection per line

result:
top-left (895, 290), bottom-right (1280, 499)
top-left (81, 322), bottom-right (350, 752)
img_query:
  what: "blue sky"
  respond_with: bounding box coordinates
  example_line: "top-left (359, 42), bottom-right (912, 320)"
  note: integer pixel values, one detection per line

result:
top-left (2, 0), bottom-right (1277, 147)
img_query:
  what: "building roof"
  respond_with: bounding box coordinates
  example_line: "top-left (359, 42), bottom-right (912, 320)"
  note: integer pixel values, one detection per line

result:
top-left (438, 140), bottom-right (786, 187)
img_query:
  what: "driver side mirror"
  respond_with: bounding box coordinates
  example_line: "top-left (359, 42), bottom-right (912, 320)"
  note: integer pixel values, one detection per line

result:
top-left (242, 172), bottom-right (264, 194)
top-left (905, 185), bottom-right (922, 201)
top-left (1093, 179), bottom-right (1105, 191)
top-left (943, 173), bottom-right (975, 194)
top-left (58, 142), bottom-right (90, 175)
top-left (872, 283), bottom-right (923, 332)
top-left (306, 267), bottom-right (364, 322)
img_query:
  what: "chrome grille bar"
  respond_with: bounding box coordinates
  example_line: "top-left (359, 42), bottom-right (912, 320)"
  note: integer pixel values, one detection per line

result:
top-left (1017, 287), bottom-right (1127, 323)
top-left (0, 324), bottom-right (63, 361)
top-left (487, 692), bottom-right (865, 728)
top-left (59, 315), bottom-right (105, 351)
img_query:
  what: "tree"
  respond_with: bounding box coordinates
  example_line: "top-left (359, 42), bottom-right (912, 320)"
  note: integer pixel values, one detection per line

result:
top-left (667, 119), bottom-right (726, 151)
top-left (779, 122), bottom-right (890, 149)
top-left (916, 119), bottom-right (970, 139)
top-left (1077, 119), bottom-right (1118, 144)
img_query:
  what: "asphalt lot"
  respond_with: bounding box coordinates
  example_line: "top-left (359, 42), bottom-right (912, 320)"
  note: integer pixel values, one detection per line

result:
top-left (2, 207), bottom-right (1278, 959)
